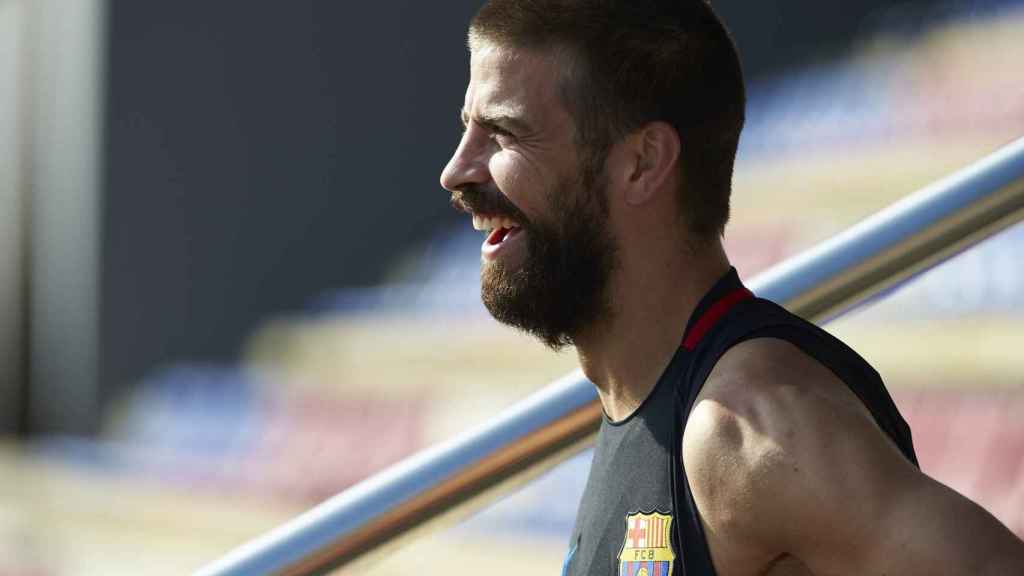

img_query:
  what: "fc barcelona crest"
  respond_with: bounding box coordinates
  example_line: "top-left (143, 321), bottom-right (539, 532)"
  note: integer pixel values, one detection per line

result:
top-left (618, 511), bottom-right (675, 576)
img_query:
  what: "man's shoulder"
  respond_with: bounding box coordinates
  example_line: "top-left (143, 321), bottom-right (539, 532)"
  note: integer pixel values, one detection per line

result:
top-left (682, 337), bottom-right (833, 461)
top-left (681, 336), bottom-right (881, 512)
top-left (680, 336), bottom-right (903, 565)
top-left (694, 335), bottom-right (865, 416)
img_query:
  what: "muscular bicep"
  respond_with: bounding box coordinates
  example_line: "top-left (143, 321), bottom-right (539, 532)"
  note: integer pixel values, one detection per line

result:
top-left (684, 339), bottom-right (1024, 575)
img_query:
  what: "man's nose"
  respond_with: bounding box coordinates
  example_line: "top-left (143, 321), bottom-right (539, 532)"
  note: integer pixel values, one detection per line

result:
top-left (440, 132), bottom-right (490, 193)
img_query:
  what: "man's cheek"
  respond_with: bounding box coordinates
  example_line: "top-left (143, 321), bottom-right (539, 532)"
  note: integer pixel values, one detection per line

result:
top-left (490, 159), bottom-right (540, 208)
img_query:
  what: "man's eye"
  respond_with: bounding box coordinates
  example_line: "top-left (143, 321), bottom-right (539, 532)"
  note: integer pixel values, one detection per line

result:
top-left (490, 128), bottom-right (515, 146)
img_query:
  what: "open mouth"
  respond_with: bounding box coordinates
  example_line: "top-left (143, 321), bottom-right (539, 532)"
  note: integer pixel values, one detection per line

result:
top-left (472, 214), bottom-right (526, 261)
top-left (473, 214), bottom-right (523, 245)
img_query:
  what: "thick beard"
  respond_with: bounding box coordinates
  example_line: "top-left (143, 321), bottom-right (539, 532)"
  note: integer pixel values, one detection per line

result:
top-left (481, 168), bottom-right (617, 351)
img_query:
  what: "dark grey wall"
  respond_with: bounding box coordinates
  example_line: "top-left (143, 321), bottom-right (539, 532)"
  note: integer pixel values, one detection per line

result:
top-left (102, 1), bottom-right (478, 394)
top-left (100, 0), bottom-right (951, 397)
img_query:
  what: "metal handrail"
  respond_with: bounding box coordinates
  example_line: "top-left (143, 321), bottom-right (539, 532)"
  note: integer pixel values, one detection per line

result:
top-left (196, 136), bottom-right (1024, 576)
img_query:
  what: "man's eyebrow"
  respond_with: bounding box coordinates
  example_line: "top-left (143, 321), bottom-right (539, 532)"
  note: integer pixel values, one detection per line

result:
top-left (460, 108), bottom-right (533, 135)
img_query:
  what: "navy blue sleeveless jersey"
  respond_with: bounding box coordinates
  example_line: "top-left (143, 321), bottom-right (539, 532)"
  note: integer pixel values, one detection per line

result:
top-left (561, 268), bottom-right (917, 576)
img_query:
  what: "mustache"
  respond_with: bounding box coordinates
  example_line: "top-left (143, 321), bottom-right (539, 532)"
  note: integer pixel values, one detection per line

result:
top-left (450, 186), bottom-right (529, 223)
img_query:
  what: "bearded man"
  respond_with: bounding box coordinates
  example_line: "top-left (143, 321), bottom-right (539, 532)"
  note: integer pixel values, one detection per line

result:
top-left (439, 1), bottom-right (1024, 574)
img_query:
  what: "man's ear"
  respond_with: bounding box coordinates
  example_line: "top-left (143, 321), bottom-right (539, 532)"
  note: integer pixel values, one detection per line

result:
top-left (622, 121), bottom-right (681, 207)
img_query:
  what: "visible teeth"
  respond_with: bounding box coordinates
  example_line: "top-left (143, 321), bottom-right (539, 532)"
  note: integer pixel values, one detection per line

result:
top-left (472, 215), bottom-right (520, 232)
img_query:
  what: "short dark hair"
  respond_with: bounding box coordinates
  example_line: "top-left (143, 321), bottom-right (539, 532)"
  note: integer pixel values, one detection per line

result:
top-left (469, 0), bottom-right (745, 239)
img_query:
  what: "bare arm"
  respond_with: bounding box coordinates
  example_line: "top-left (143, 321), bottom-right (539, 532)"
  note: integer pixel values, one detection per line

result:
top-left (683, 338), bottom-right (1024, 576)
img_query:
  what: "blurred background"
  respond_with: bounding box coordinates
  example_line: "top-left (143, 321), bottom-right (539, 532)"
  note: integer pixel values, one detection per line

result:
top-left (0, 0), bottom-right (1022, 573)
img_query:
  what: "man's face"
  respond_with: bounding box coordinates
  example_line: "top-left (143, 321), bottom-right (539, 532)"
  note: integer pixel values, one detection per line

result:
top-left (439, 41), bottom-right (618, 349)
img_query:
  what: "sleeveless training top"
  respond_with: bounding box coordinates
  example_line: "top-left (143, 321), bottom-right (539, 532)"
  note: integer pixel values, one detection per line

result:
top-left (561, 268), bottom-right (918, 576)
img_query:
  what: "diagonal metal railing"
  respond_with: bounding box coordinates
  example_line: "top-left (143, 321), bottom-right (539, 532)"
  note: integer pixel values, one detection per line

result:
top-left (197, 136), bottom-right (1024, 576)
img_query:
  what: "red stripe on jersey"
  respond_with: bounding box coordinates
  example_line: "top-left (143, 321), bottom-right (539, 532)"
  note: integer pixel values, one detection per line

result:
top-left (682, 287), bottom-right (753, 350)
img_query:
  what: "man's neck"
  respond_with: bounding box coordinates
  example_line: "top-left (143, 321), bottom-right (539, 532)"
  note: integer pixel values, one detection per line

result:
top-left (575, 239), bottom-right (730, 422)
